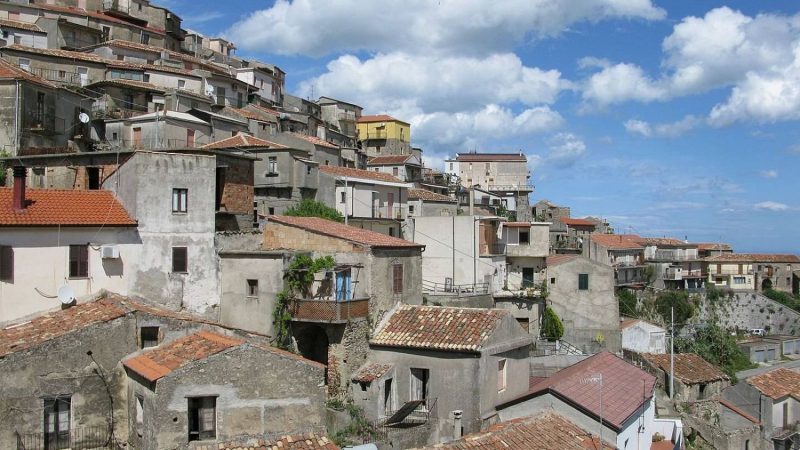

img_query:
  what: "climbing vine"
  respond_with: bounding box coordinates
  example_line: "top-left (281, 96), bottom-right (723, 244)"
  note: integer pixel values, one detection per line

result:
top-left (272, 255), bottom-right (336, 349)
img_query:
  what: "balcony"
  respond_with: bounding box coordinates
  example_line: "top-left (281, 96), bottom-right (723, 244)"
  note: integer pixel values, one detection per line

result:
top-left (289, 298), bottom-right (369, 323)
top-left (480, 242), bottom-right (506, 256)
top-left (23, 67), bottom-right (89, 86)
top-left (23, 111), bottom-right (62, 135)
top-left (711, 268), bottom-right (755, 276)
top-left (665, 267), bottom-right (683, 281)
top-left (613, 259), bottom-right (646, 268)
top-left (506, 242), bottom-right (549, 258)
top-left (102, 0), bottom-right (148, 25)
top-left (486, 183), bottom-right (535, 193)
top-left (15, 425), bottom-right (112, 450)
top-left (92, 103), bottom-right (148, 120)
top-left (372, 205), bottom-right (408, 220)
top-left (338, 111), bottom-right (357, 122)
top-left (364, 130), bottom-right (387, 139)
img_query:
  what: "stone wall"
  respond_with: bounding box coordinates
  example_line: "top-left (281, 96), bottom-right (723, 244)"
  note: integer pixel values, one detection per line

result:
top-left (263, 221), bottom-right (361, 253)
top-left (699, 292), bottom-right (800, 335)
top-left (219, 154), bottom-right (254, 215)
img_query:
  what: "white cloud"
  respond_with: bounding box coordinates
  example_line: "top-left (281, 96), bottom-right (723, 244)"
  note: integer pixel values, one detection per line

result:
top-left (582, 63), bottom-right (666, 106)
top-left (754, 201), bottom-right (789, 211)
top-left (624, 115), bottom-right (701, 138)
top-left (759, 169), bottom-right (778, 179)
top-left (226, 0), bottom-right (665, 57)
top-left (544, 133), bottom-right (587, 168)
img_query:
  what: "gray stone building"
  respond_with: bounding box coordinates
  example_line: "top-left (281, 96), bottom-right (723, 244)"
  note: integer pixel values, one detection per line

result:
top-left (407, 188), bottom-right (458, 218)
top-left (640, 352), bottom-right (729, 402)
top-left (584, 233), bottom-right (647, 288)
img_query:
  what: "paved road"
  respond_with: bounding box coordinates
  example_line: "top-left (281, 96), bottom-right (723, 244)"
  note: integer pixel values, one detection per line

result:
top-left (737, 358), bottom-right (800, 379)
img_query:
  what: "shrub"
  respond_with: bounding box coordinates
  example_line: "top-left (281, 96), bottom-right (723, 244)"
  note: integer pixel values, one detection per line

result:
top-left (284, 199), bottom-right (344, 222)
top-left (541, 306), bottom-right (564, 341)
top-left (655, 291), bottom-right (694, 326)
top-left (617, 289), bottom-right (638, 316)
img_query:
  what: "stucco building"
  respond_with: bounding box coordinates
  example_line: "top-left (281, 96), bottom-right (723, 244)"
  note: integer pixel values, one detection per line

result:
top-left (356, 114), bottom-right (411, 157)
top-left (641, 352), bottom-right (729, 402)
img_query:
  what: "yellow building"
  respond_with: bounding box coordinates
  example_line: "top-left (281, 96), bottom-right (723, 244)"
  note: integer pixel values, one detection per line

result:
top-left (356, 114), bottom-right (411, 157)
top-left (705, 256), bottom-right (755, 290)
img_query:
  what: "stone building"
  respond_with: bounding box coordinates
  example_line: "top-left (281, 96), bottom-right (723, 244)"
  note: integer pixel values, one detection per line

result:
top-left (584, 234), bottom-right (647, 288)
top-left (407, 188), bottom-right (458, 218)
top-left (366, 154), bottom-right (422, 182)
top-left (641, 352), bottom-right (729, 402)
top-left (356, 114), bottom-right (411, 157)
top-left (704, 253), bottom-right (800, 295)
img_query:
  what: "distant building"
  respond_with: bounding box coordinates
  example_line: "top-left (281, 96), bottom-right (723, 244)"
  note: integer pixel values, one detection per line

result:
top-left (640, 237), bottom-right (704, 290)
top-left (584, 234), bottom-right (647, 288)
top-left (367, 154), bottom-right (422, 182)
top-left (356, 114), bottom-right (411, 157)
top-left (620, 318), bottom-right (666, 354)
top-left (407, 188), bottom-right (458, 218)
top-left (704, 253), bottom-right (800, 294)
top-left (641, 352), bottom-right (729, 402)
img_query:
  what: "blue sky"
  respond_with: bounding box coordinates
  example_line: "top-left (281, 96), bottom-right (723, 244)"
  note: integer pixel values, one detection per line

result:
top-left (164, 0), bottom-right (799, 253)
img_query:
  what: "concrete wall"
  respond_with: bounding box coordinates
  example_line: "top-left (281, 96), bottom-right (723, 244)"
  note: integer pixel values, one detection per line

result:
top-left (103, 152), bottom-right (219, 315)
top-left (622, 322), bottom-right (667, 354)
top-left (546, 257), bottom-right (620, 353)
top-left (218, 251), bottom-right (285, 336)
top-left (132, 345), bottom-right (326, 449)
top-left (330, 178), bottom-right (409, 220)
top-left (0, 227), bottom-right (141, 323)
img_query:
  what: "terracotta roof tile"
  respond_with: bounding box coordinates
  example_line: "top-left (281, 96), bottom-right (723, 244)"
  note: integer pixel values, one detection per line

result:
top-left (203, 134), bottom-right (286, 149)
top-left (519, 352), bottom-right (656, 430)
top-left (0, 18), bottom-right (44, 33)
top-left (4, 45), bottom-right (194, 76)
top-left (371, 305), bottom-right (509, 353)
top-left (546, 254), bottom-right (579, 267)
top-left (0, 59), bottom-right (58, 88)
top-left (367, 155), bottom-right (415, 165)
top-left (588, 234), bottom-right (644, 250)
top-left (0, 298), bottom-right (128, 358)
top-left (639, 237), bottom-right (696, 248)
top-left (252, 343), bottom-right (326, 369)
top-left (417, 412), bottom-right (612, 450)
top-left (560, 217), bottom-right (597, 227)
top-left (642, 353), bottom-right (729, 384)
top-left (28, 3), bottom-right (165, 34)
top-left (351, 362), bottom-right (393, 382)
top-left (246, 104), bottom-right (282, 117)
top-left (357, 114), bottom-right (406, 124)
top-left (705, 253), bottom-right (800, 263)
top-left (456, 153), bottom-right (526, 162)
top-left (87, 39), bottom-right (226, 74)
top-left (0, 188), bottom-right (137, 227)
top-left (289, 132), bottom-right (339, 149)
top-left (265, 215), bottom-right (423, 249)
top-left (695, 243), bottom-right (732, 251)
top-left (123, 331), bottom-right (243, 382)
top-left (319, 165), bottom-right (404, 183)
top-left (504, 221), bottom-right (533, 228)
top-left (619, 318), bottom-right (641, 330)
top-left (748, 368), bottom-right (800, 400)
top-left (408, 189), bottom-right (456, 203)
top-left (87, 78), bottom-right (164, 92)
top-left (228, 107), bottom-right (274, 121)
top-left (218, 432), bottom-right (339, 450)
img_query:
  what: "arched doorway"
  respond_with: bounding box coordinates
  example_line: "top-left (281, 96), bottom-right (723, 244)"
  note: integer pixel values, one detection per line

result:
top-left (293, 324), bottom-right (329, 365)
top-left (762, 278), bottom-right (773, 291)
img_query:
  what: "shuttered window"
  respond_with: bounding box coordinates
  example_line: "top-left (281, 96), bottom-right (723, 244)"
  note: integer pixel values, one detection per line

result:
top-left (69, 245), bottom-right (88, 278)
top-left (172, 247), bottom-right (188, 273)
top-left (188, 397), bottom-right (216, 441)
top-left (578, 273), bottom-right (589, 290)
top-left (0, 246), bottom-right (13, 282)
top-left (392, 264), bottom-right (403, 294)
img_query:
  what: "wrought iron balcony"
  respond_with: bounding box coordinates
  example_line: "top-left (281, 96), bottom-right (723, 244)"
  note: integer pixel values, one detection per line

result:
top-left (15, 425), bottom-right (112, 450)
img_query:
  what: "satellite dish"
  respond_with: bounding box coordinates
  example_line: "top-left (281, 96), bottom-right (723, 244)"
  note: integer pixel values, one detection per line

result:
top-left (204, 84), bottom-right (215, 97)
top-left (57, 285), bottom-right (76, 305)
top-left (78, 112), bottom-right (90, 124)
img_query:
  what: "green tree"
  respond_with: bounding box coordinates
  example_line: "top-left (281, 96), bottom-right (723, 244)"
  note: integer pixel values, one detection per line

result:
top-left (675, 323), bottom-right (755, 382)
top-left (617, 289), bottom-right (638, 317)
top-left (284, 199), bottom-right (344, 222)
top-left (0, 150), bottom-right (9, 186)
top-left (655, 290), bottom-right (694, 326)
top-left (541, 306), bottom-right (564, 341)
top-left (763, 289), bottom-right (800, 310)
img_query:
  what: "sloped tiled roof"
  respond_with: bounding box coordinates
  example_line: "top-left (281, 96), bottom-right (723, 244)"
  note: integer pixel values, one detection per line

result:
top-left (642, 353), bottom-right (729, 385)
top-left (246, 103), bottom-right (282, 117)
top-left (25, 3), bottom-right (165, 34)
top-left (351, 362), bottom-right (393, 382)
top-left (0, 59), bottom-right (58, 88)
top-left (417, 412), bottom-right (612, 450)
top-left (371, 305), bottom-right (510, 353)
top-left (619, 318), bottom-right (641, 330)
top-left (203, 134), bottom-right (285, 149)
top-left (0, 297), bottom-right (128, 358)
top-left (0, 188), bottom-right (137, 227)
top-left (319, 165), bottom-right (404, 183)
top-left (266, 215), bottom-right (423, 249)
top-left (0, 18), bottom-right (45, 33)
top-left (357, 114), bottom-right (407, 124)
top-left (218, 433), bottom-right (339, 450)
top-left (456, 153), bottom-right (526, 162)
top-left (228, 107), bottom-right (274, 121)
top-left (748, 368), bottom-right (800, 400)
top-left (87, 79), bottom-right (164, 92)
top-left (504, 221), bottom-right (532, 228)
top-left (560, 217), bottom-right (597, 227)
top-left (513, 351), bottom-right (656, 430)
top-left (705, 253), bottom-right (800, 263)
top-left (288, 132), bottom-right (339, 149)
top-left (367, 155), bottom-right (416, 165)
top-left (639, 237), bottom-right (696, 248)
top-left (408, 189), bottom-right (456, 203)
top-left (695, 243), bottom-right (732, 251)
top-left (123, 331), bottom-right (243, 382)
top-left (589, 234), bottom-right (643, 250)
top-left (83, 39), bottom-right (226, 74)
top-left (4, 45), bottom-right (194, 76)
top-left (546, 254), bottom-right (579, 267)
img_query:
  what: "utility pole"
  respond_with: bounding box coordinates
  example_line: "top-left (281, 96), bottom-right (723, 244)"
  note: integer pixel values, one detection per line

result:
top-left (343, 177), bottom-right (348, 225)
top-left (670, 305), bottom-right (675, 399)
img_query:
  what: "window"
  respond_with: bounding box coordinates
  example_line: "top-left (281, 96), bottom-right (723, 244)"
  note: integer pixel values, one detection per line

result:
top-left (392, 167), bottom-right (399, 176)
top-left (69, 245), bottom-right (88, 278)
top-left (216, 86), bottom-right (226, 105)
top-left (0, 246), bottom-right (13, 282)
top-left (19, 58), bottom-right (30, 71)
top-left (140, 326), bottom-right (159, 348)
top-left (172, 188), bottom-right (188, 213)
top-left (135, 395), bottom-right (144, 436)
top-left (519, 231), bottom-right (530, 244)
top-left (409, 204), bottom-right (415, 215)
top-left (497, 359), bottom-right (507, 392)
top-left (340, 191), bottom-right (346, 204)
top-left (392, 264), bottom-right (403, 294)
top-left (410, 368), bottom-right (429, 401)
top-left (268, 157), bottom-right (278, 174)
top-left (578, 273), bottom-right (589, 290)
top-left (186, 129), bottom-right (195, 147)
top-left (172, 247), bottom-right (188, 273)
top-left (178, 79), bottom-right (186, 89)
top-left (87, 167), bottom-right (100, 190)
top-left (550, 277), bottom-right (555, 284)
top-left (246, 279), bottom-right (258, 297)
top-left (140, 32), bottom-right (149, 45)
top-left (44, 396), bottom-right (71, 449)
top-left (384, 379), bottom-right (394, 414)
top-left (388, 227), bottom-right (394, 237)
top-left (307, 165), bottom-right (312, 175)
top-left (733, 276), bottom-right (746, 285)
top-left (143, 74), bottom-right (150, 83)
top-left (188, 397), bottom-right (216, 441)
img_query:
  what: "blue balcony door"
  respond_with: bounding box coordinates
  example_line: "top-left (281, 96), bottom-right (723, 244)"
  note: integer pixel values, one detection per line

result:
top-left (336, 269), bottom-right (352, 301)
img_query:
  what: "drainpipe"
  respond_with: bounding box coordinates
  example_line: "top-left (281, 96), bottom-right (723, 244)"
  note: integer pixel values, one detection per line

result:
top-left (452, 410), bottom-right (462, 440)
top-left (14, 80), bottom-right (20, 155)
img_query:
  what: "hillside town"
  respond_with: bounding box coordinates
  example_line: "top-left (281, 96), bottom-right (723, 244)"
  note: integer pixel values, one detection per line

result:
top-left (1, 1), bottom-right (800, 450)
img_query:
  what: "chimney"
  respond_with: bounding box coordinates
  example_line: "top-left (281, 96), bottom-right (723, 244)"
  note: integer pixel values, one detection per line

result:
top-left (12, 166), bottom-right (27, 211)
top-left (452, 410), bottom-right (463, 440)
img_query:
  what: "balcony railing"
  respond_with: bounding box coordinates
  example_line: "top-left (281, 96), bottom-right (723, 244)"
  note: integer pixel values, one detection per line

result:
top-left (613, 259), bottom-right (646, 267)
top-left (289, 298), bottom-right (369, 323)
top-left (364, 131), bottom-right (387, 139)
top-left (486, 184), bottom-right (535, 192)
top-left (372, 205), bottom-right (407, 220)
top-left (103, 0), bottom-right (130, 14)
top-left (480, 243), bottom-right (506, 256)
top-left (338, 111), bottom-right (357, 122)
top-left (711, 268), bottom-right (755, 276)
top-left (382, 397), bottom-right (437, 427)
top-left (422, 280), bottom-right (489, 296)
top-left (61, 35), bottom-right (100, 50)
top-left (23, 111), bottom-right (63, 134)
top-left (92, 103), bottom-right (148, 120)
top-left (106, 138), bottom-right (208, 150)
top-left (23, 67), bottom-right (90, 86)
top-left (15, 425), bottom-right (112, 450)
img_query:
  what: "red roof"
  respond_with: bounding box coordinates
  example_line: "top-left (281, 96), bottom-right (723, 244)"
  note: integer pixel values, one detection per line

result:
top-left (504, 221), bottom-right (532, 228)
top-left (351, 362), bottom-right (393, 382)
top-left (0, 297), bottom-right (128, 358)
top-left (695, 243), bottom-right (732, 251)
top-left (266, 215), bottom-right (423, 249)
top-left (589, 234), bottom-right (643, 250)
top-left (246, 104), bottom-right (282, 117)
top-left (357, 114), bottom-right (407, 124)
top-left (218, 433), bottom-right (339, 450)
top-left (418, 412), bottom-right (612, 450)
top-left (456, 153), bottom-right (526, 162)
top-left (639, 237), bottom-right (695, 248)
top-left (705, 253), bottom-right (800, 263)
top-left (371, 305), bottom-right (512, 353)
top-left (560, 217), bottom-right (597, 227)
top-left (619, 318), bottom-right (642, 330)
top-left (290, 132), bottom-right (338, 149)
top-left (0, 18), bottom-right (45, 33)
top-left (4, 45), bottom-right (194, 76)
top-left (0, 188), bottom-right (137, 227)
top-left (123, 331), bottom-right (243, 382)
top-left (546, 254), bottom-right (579, 267)
top-left (512, 351), bottom-right (656, 430)
top-left (367, 155), bottom-right (416, 165)
top-left (319, 165), bottom-right (404, 183)
top-left (748, 368), bottom-right (800, 400)
top-left (642, 353), bottom-right (729, 384)
top-left (203, 134), bottom-right (285, 149)
top-left (408, 189), bottom-right (456, 203)
top-left (29, 3), bottom-right (165, 34)
top-left (0, 59), bottom-right (58, 88)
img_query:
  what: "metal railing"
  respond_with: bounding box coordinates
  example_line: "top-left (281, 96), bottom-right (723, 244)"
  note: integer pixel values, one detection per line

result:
top-left (480, 243), bottom-right (506, 256)
top-left (92, 104), bottom-right (148, 120)
top-left (613, 259), bottom-right (646, 267)
top-left (61, 35), bottom-right (100, 50)
top-left (106, 138), bottom-right (209, 150)
top-left (23, 67), bottom-right (89, 86)
top-left (371, 205), bottom-right (407, 220)
top-left (289, 298), bottom-right (369, 322)
top-left (338, 111), bottom-right (357, 121)
top-left (486, 184), bottom-right (535, 192)
top-left (422, 280), bottom-right (489, 296)
top-left (15, 425), bottom-right (113, 450)
top-left (381, 397), bottom-right (437, 427)
top-left (23, 111), bottom-right (64, 134)
top-left (364, 131), bottom-right (387, 139)
top-left (532, 338), bottom-right (585, 357)
top-left (711, 268), bottom-right (755, 276)
top-left (102, 0), bottom-right (131, 15)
